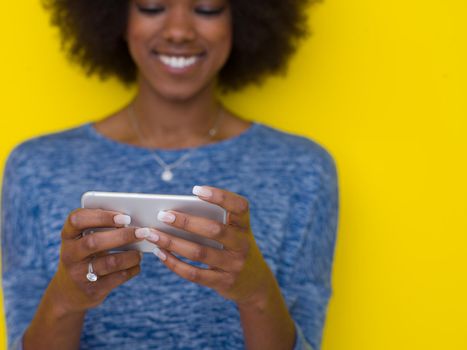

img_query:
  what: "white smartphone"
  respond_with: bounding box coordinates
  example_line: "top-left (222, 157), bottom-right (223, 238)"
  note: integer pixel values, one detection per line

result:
top-left (81, 191), bottom-right (227, 252)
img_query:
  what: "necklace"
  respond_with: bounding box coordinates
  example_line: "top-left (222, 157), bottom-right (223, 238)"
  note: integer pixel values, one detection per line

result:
top-left (128, 103), bottom-right (223, 182)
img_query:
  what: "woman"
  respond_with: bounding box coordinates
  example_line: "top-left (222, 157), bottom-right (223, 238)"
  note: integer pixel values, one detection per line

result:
top-left (1, 0), bottom-right (338, 349)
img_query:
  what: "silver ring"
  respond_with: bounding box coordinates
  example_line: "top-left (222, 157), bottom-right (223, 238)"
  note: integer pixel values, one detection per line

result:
top-left (86, 261), bottom-right (98, 282)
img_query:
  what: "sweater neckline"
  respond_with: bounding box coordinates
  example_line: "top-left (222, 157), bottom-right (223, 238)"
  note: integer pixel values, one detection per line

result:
top-left (83, 121), bottom-right (261, 155)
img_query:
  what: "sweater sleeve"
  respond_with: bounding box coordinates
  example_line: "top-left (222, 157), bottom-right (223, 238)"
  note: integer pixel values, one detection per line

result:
top-left (281, 151), bottom-right (339, 350)
top-left (1, 144), bottom-right (49, 349)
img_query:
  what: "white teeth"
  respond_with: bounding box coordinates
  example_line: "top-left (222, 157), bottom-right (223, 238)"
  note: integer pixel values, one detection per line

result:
top-left (159, 55), bottom-right (198, 69)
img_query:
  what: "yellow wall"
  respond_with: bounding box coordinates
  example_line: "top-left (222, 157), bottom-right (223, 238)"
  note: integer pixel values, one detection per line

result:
top-left (1, 1), bottom-right (466, 349)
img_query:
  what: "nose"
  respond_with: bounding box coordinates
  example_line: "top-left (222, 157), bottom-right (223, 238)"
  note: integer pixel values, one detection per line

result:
top-left (162, 6), bottom-right (196, 44)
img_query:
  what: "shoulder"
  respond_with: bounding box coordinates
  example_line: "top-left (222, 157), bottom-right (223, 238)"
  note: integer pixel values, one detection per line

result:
top-left (8, 124), bottom-right (89, 162)
top-left (3, 124), bottom-right (91, 178)
top-left (251, 123), bottom-right (338, 180)
top-left (10, 124), bottom-right (91, 156)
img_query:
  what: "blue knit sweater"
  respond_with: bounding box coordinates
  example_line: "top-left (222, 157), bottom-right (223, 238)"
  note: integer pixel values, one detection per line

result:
top-left (1, 121), bottom-right (338, 349)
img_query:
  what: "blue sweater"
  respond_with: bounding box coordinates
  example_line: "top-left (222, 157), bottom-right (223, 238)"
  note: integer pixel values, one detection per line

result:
top-left (1, 122), bottom-right (338, 350)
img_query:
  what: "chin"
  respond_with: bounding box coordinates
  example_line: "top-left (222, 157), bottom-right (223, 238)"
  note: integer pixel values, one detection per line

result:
top-left (151, 78), bottom-right (215, 103)
top-left (153, 86), bottom-right (201, 103)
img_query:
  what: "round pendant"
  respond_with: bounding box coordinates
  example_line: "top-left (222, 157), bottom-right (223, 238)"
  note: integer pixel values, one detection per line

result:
top-left (161, 169), bottom-right (173, 182)
top-left (86, 272), bottom-right (98, 282)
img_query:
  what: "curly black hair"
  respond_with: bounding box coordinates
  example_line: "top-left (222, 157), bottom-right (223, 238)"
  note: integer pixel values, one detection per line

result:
top-left (42, 0), bottom-right (316, 91)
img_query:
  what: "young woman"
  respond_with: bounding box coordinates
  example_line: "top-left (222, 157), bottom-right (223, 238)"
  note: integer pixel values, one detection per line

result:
top-left (1, 1), bottom-right (338, 349)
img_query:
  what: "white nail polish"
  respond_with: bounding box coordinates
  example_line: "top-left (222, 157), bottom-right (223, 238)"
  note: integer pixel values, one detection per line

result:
top-left (148, 232), bottom-right (160, 242)
top-left (157, 211), bottom-right (175, 223)
top-left (153, 247), bottom-right (167, 261)
top-left (135, 227), bottom-right (151, 238)
top-left (114, 214), bottom-right (131, 225)
top-left (192, 185), bottom-right (212, 198)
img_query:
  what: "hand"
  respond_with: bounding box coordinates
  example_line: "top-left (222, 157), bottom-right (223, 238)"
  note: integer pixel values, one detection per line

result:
top-left (49, 208), bottom-right (144, 315)
top-left (138, 185), bottom-right (275, 306)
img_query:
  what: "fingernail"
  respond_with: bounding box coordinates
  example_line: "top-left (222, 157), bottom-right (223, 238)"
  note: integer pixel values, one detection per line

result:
top-left (153, 247), bottom-right (167, 261)
top-left (157, 211), bottom-right (175, 223)
top-left (114, 214), bottom-right (131, 225)
top-left (192, 185), bottom-right (212, 198)
top-left (135, 227), bottom-right (151, 238)
top-left (147, 231), bottom-right (160, 242)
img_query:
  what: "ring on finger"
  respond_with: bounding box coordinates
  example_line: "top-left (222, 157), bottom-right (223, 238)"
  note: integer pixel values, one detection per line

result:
top-left (86, 259), bottom-right (98, 282)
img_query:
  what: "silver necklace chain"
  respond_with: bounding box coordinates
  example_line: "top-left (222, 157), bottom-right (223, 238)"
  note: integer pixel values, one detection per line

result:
top-left (128, 103), bottom-right (223, 182)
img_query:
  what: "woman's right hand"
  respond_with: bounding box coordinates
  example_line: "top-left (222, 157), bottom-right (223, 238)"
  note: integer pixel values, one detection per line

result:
top-left (49, 208), bottom-right (144, 315)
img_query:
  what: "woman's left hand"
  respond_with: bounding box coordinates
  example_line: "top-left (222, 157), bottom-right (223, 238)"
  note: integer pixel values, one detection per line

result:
top-left (136, 185), bottom-right (274, 306)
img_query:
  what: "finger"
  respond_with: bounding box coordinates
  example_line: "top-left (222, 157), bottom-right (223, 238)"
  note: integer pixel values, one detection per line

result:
top-left (71, 227), bottom-right (143, 262)
top-left (155, 211), bottom-right (245, 250)
top-left (62, 208), bottom-right (132, 240)
top-left (226, 212), bottom-right (248, 229)
top-left (85, 251), bottom-right (142, 277)
top-left (191, 186), bottom-right (250, 226)
top-left (94, 251), bottom-right (109, 258)
top-left (92, 265), bottom-right (141, 296)
top-left (139, 227), bottom-right (240, 270)
top-left (153, 247), bottom-right (226, 289)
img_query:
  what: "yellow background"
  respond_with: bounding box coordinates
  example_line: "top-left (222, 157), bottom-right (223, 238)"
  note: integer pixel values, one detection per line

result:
top-left (1, 0), bottom-right (466, 349)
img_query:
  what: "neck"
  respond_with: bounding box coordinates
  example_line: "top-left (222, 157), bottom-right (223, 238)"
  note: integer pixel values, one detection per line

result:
top-left (130, 75), bottom-right (221, 148)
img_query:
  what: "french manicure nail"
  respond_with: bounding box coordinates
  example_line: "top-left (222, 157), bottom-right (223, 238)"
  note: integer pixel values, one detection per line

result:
top-left (114, 214), bottom-right (131, 225)
top-left (157, 211), bottom-right (175, 223)
top-left (153, 247), bottom-right (167, 261)
top-left (192, 185), bottom-right (212, 198)
top-left (135, 227), bottom-right (151, 238)
top-left (147, 231), bottom-right (160, 242)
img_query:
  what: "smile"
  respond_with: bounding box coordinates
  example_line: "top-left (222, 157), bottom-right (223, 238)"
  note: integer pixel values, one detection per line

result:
top-left (158, 54), bottom-right (201, 69)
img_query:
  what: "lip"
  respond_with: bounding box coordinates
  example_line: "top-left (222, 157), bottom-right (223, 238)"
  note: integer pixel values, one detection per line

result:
top-left (154, 49), bottom-right (205, 58)
top-left (151, 50), bottom-right (205, 74)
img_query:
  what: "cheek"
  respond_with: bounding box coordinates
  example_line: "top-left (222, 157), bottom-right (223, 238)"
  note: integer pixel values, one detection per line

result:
top-left (206, 23), bottom-right (233, 66)
top-left (127, 23), bottom-right (148, 49)
top-left (126, 20), bottom-right (143, 62)
top-left (125, 12), bottom-right (157, 62)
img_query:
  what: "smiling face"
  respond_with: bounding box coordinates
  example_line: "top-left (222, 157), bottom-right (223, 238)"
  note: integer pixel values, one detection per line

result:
top-left (126, 0), bottom-right (232, 102)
